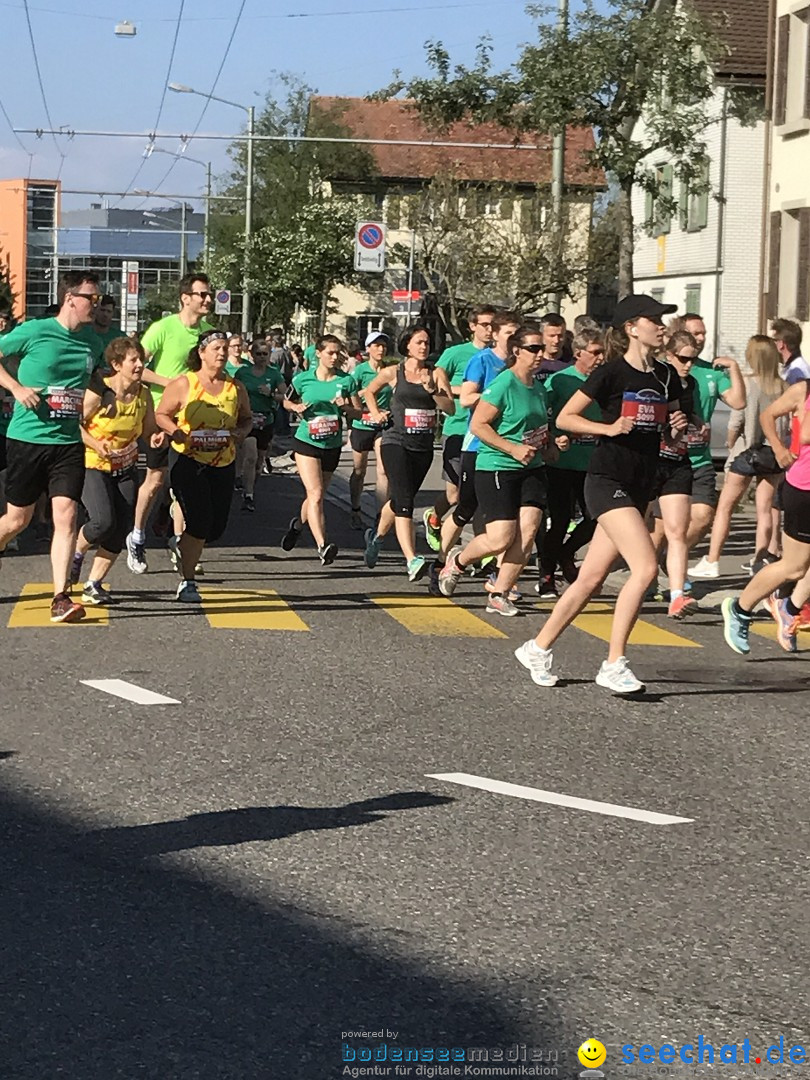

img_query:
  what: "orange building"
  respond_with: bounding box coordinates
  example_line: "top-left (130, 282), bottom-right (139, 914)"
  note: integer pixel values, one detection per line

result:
top-left (0, 178), bottom-right (61, 319)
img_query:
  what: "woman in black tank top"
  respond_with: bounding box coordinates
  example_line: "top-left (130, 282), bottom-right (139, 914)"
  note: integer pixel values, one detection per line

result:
top-left (363, 325), bottom-right (454, 581)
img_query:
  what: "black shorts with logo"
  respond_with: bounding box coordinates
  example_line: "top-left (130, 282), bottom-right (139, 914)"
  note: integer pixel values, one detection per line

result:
top-left (475, 467), bottom-right (547, 524)
top-left (584, 471), bottom-right (654, 521)
top-left (5, 439), bottom-right (85, 507)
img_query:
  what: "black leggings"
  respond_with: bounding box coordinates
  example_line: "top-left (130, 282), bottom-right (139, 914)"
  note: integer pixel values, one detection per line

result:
top-left (538, 467), bottom-right (595, 574)
top-left (452, 450), bottom-right (479, 527)
top-left (380, 443), bottom-right (433, 518)
top-left (170, 452), bottom-right (235, 542)
top-left (81, 467), bottom-right (138, 555)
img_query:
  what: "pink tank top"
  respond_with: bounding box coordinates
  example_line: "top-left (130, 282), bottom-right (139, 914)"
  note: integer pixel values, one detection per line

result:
top-left (786, 391), bottom-right (810, 491)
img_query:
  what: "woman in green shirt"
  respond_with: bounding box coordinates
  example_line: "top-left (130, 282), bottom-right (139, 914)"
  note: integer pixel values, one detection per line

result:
top-left (438, 325), bottom-right (559, 615)
top-left (280, 334), bottom-right (362, 564)
top-left (234, 339), bottom-right (287, 511)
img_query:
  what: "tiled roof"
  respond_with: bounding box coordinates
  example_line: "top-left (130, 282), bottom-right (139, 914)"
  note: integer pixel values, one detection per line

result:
top-left (308, 97), bottom-right (605, 188)
top-left (690, 0), bottom-right (768, 80)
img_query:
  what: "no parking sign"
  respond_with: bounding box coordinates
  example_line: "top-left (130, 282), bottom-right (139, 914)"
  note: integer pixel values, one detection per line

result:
top-left (354, 221), bottom-right (386, 273)
top-left (215, 289), bottom-right (231, 315)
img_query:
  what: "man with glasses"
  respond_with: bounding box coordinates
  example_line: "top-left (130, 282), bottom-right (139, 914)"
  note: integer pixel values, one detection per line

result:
top-left (0, 271), bottom-right (103, 621)
top-left (423, 304), bottom-right (496, 550)
top-left (125, 273), bottom-right (214, 574)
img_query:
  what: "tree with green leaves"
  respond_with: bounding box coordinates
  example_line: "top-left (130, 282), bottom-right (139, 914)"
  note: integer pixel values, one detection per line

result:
top-left (0, 246), bottom-right (16, 320)
top-left (209, 75), bottom-right (378, 330)
top-left (388, 173), bottom-right (590, 338)
top-left (379, 0), bottom-right (764, 297)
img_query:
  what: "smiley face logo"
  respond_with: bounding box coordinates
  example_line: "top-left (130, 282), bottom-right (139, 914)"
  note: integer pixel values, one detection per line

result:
top-left (578, 1039), bottom-right (607, 1069)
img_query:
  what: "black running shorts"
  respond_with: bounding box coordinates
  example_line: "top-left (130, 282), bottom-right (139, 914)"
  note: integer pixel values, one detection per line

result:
top-left (350, 426), bottom-right (380, 454)
top-left (584, 472), bottom-right (652, 521)
top-left (441, 434), bottom-right (463, 488)
top-left (782, 479), bottom-right (810, 544)
top-left (475, 467), bottom-right (547, 524)
top-left (292, 437), bottom-right (341, 475)
top-left (5, 439), bottom-right (85, 507)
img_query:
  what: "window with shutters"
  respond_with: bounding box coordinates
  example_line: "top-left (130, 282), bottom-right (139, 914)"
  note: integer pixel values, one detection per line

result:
top-left (796, 207), bottom-right (810, 322)
top-left (645, 164), bottom-right (673, 237)
top-left (685, 284), bottom-right (702, 314)
top-left (679, 161), bottom-right (710, 233)
top-left (775, 8), bottom-right (810, 129)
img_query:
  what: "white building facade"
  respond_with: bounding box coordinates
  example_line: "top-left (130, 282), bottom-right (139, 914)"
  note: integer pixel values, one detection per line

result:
top-left (631, 0), bottom-right (768, 361)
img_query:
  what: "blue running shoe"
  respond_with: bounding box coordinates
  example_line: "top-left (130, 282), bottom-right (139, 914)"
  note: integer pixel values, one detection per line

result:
top-left (722, 596), bottom-right (751, 655)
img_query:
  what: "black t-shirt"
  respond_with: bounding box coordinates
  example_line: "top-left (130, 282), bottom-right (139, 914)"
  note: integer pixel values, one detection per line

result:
top-left (581, 357), bottom-right (682, 477)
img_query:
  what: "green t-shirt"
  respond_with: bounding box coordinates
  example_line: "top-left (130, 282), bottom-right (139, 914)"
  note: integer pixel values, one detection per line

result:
top-left (303, 344), bottom-right (317, 367)
top-left (0, 318), bottom-right (95, 444)
top-left (545, 364), bottom-right (603, 472)
top-left (352, 360), bottom-right (395, 430)
top-left (235, 363), bottom-right (284, 419)
top-left (141, 314), bottom-right (214, 406)
top-left (688, 359), bottom-right (732, 470)
top-left (79, 323), bottom-right (128, 370)
top-left (292, 368), bottom-right (358, 450)
top-left (437, 341), bottom-right (477, 437)
top-left (476, 368), bottom-right (550, 472)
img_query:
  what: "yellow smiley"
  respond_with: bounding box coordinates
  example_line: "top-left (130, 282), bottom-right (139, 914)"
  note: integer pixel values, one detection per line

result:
top-left (577, 1039), bottom-right (607, 1069)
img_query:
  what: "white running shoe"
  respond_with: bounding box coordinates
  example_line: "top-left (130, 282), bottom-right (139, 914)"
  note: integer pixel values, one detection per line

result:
top-left (689, 556), bottom-right (719, 579)
top-left (514, 640), bottom-right (558, 686)
top-left (125, 532), bottom-right (148, 574)
top-left (595, 656), bottom-right (645, 694)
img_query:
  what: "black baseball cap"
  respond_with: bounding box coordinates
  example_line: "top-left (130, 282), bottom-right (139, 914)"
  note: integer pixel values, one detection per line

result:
top-left (611, 294), bottom-right (678, 328)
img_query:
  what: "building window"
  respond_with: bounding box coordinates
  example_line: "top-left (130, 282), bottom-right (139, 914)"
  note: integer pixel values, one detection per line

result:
top-left (685, 284), bottom-right (702, 313)
top-left (680, 161), bottom-right (710, 232)
top-left (645, 164), bottom-right (673, 237)
top-left (650, 289), bottom-right (665, 304)
top-left (774, 8), bottom-right (810, 127)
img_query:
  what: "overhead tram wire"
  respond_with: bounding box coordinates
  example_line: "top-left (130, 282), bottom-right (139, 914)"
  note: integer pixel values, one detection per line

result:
top-left (21, 0), bottom-right (66, 179)
top-left (0, 92), bottom-right (35, 175)
top-left (143, 0), bottom-right (248, 205)
top-left (116, 0), bottom-right (187, 206)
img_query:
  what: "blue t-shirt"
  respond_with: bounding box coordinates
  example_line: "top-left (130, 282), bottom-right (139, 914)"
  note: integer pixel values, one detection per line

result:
top-left (460, 347), bottom-right (508, 452)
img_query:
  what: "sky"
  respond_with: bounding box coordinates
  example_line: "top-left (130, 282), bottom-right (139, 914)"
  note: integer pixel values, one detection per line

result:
top-left (0, 0), bottom-right (554, 212)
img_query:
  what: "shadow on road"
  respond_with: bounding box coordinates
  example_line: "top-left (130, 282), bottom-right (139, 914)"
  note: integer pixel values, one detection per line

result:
top-left (1, 780), bottom-right (570, 1078)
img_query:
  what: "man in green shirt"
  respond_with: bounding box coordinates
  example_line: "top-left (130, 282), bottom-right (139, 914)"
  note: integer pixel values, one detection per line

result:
top-left (80, 294), bottom-right (127, 370)
top-left (423, 304), bottom-right (495, 550)
top-left (124, 273), bottom-right (214, 574)
top-left (0, 270), bottom-right (104, 622)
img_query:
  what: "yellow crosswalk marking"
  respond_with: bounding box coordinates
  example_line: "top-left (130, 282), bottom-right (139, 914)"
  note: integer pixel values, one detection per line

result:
top-left (7, 583), bottom-right (109, 627)
top-left (373, 595), bottom-right (507, 638)
top-left (199, 587), bottom-right (309, 631)
top-left (751, 621), bottom-right (778, 642)
top-left (536, 600), bottom-right (701, 648)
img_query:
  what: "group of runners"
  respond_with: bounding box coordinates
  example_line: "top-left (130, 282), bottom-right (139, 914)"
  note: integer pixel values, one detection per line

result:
top-left (0, 271), bottom-right (809, 694)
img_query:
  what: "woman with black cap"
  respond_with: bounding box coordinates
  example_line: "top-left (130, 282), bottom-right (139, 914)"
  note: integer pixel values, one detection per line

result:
top-left (348, 331), bottom-right (395, 527)
top-left (514, 295), bottom-right (687, 694)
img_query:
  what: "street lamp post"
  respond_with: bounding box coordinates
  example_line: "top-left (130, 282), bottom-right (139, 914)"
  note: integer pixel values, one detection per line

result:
top-left (169, 83), bottom-right (255, 335)
top-left (147, 147), bottom-right (212, 267)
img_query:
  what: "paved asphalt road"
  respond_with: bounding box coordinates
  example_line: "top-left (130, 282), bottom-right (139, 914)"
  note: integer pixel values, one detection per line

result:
top-left (1, 457), bottom-right (809, 1080)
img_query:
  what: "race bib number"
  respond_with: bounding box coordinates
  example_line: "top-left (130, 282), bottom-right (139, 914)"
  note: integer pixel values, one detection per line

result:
top-left (686, 423), bottom-right (710, 447)
top-left (251, 412), bottom-right (266, 430)
top-left (109, 440), bottom-right (138, 475)
top-left (307, 416), bottom-right (340, 440)
top-left (404, 408), bottom-right (436, 433)
top-left (45, 386), bottom-right (83, 419)
top-left (621, 390), bottom-right (667, 431)
top-left (522, 424), bottom-right (549, 449)
top-left (190, 428), bottom-right (231, 452)
top-left (572, 434), bottom-right (597, 445)
top-left (659, 432), bottom-right (688, 460)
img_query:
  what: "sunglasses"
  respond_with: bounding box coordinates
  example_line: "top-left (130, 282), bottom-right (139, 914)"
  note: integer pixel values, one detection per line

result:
top-left (190, 290), bottom-right (213, 299)
top-left (674, 353), bottom-right (696, 362)
top-left (72, 291), bottom-right (101, 304)
top-left (520, 343), bottom-right (544, 354)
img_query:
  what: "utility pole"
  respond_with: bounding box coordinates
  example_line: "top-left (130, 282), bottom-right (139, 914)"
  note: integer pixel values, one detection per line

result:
top-left (180, 202), bottom-right (188, 278)
top-left (549, 0), bottom-right (569, 314)
top-left (204, 162), bottom-right (211, 268)
top-left (243, 105), bottom-right (255, 336)
top-left (406, 229), bottom-right (416, 321)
